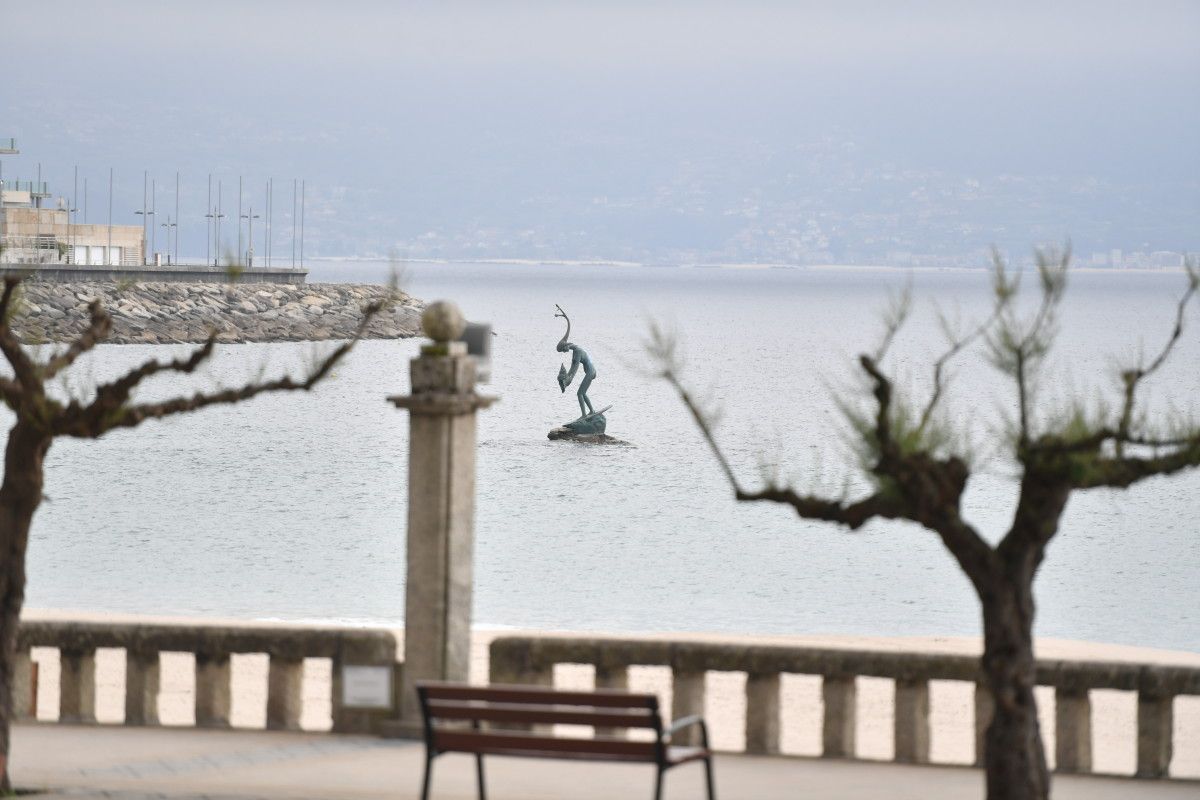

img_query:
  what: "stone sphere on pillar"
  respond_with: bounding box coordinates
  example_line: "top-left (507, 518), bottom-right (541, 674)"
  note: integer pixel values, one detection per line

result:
top-left (422, 301), bottom-right (466, 343)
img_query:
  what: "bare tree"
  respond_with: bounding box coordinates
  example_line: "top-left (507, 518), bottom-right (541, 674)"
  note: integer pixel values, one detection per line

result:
top-left (649, 251), bottom-right (1200, 800)
top-left (0, 277), bottom-right (381, 791)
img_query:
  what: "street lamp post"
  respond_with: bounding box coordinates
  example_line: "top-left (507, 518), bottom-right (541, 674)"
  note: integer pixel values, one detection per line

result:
top-left (241, 208), bottom-right (260, 268)
top-left (134, 201), bottom-right (155, 265)
top-left (205, 205), bottom-right (225, 267)
top-left (160, 216), bottom-right (177, 265)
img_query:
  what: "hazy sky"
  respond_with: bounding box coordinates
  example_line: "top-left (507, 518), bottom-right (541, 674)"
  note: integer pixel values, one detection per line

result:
top-left (2, 1), bottom-right (1197, 261)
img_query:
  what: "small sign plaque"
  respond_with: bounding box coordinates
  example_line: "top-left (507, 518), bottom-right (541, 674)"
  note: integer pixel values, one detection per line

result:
top-left (341, 665), bottom-right (392, 709)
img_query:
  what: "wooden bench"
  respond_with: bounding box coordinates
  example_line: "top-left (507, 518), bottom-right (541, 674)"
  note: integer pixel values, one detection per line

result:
top-left (416, 681), bottom-right (715, 800)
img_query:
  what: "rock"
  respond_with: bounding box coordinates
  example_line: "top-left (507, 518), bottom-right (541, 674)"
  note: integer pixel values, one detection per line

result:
top-left (547, 429), bottom-right (627, 445)
top-left (10, 280), bottom-right (423, 347)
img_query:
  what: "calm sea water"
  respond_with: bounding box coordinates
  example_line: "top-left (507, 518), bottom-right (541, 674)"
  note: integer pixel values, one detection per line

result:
top-left (22, 263), bottom-right (1200, 652)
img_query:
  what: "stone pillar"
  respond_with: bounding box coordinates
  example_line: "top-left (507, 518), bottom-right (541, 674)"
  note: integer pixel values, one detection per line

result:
top-left (974, 684), bottom-right (994, 767)
top-left (745, 672), bottom-right (781, 755)
top-left (671, 670), bottom-right (706, 746)
top-left (124, 650), bottom-right (161, 726)
top-left (13, 651), bottom-right (34, 721)
top-left (822, 675), bottom-right (856, 758)
top-left (391, 301), bottom-right (496, 725)
top-left (194, 652), bottom-right (232, 728)
top-left (894, 678), bottom-right (931, 764)
top-left (1055, 688), bottom-right (1092, 774)
top-left (595, 664), bottom-right (629, 739)
top-left (1136, 692), bottom-right (1174, 778)
top-left (267, 657), bottom-right (305, 731)
top-left (59, 648), bottom-right (97, 724)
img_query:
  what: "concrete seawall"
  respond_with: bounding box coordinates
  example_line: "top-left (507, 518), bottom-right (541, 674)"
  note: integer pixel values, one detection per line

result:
top-left (0, 263), bottom-right (309, 285)
top-left (11, 281), bottom-right (423, 345)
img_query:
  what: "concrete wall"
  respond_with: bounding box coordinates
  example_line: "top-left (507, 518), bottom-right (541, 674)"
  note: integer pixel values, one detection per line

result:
top-left (0, 263), bottom-right (309, 285)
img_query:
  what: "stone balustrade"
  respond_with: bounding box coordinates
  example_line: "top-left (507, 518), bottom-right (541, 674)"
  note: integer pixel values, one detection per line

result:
top-left (490, 635), bottom-right (1200, 779)
top-left (16, 619), bottom-right (398, 734)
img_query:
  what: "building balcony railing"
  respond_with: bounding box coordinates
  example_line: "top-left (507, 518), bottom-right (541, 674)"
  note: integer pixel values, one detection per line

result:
top-left (489, 634), bottom-right (1200, 780)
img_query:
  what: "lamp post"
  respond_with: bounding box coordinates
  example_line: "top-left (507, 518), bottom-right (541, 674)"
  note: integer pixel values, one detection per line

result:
top-left (134, 202), bottom-right (154, 266)
top-left (174, 172), bottom-right (180, 265)
top-left (240, 208), bottom-right (260, 267)
top-left (205, 205), bottom-right (225, 267)
top-left (160, 216), bottom-right (177, 265)
top-left (237, 176), bottom-right (243, 266)
top-left (206, 174), bottom-right (212, 266)
top-left (139, 170), bottom-right (148, 264)
top-left (65, 204), bottom-right (77, 265)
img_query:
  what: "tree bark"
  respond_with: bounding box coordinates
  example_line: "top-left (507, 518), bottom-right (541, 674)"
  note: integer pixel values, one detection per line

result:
top-left (979, 572), bottom-right (1049, 800)
top-left (0, 422), bottom-right (50, 793)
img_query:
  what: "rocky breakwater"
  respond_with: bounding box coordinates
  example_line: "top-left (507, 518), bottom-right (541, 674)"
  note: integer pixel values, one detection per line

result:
top-left (12, 281), bottom-right (424, 345)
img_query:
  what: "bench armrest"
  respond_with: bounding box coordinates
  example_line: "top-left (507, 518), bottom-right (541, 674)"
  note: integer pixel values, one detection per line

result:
top-left (663, 714), bottom-right (710, 748)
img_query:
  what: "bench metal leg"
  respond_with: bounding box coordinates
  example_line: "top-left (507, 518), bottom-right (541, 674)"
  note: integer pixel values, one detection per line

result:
top-left (654, 765), bottom-right (664, 800)
top-left (421, 753), bottom-right (434, 800)
top-left (476, 753), bottom-right (487, 800)
top-left (704, 755), bottom-right (716, 800)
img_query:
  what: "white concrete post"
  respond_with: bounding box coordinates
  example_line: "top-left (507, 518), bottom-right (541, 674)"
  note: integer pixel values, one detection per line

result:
top-left (391, 301), bottom-right (495, 725)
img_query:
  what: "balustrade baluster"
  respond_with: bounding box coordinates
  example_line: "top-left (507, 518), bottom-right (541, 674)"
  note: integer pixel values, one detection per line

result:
top-left (894, 678), bottom-right (930, 764)
top-left (671, 669), bottom-right (706, 747)
top-left (124, 649), bottom-right (161, 726)
top-left (194, 651), bottom-right (232, 728)
top-left (745, 672), bottom-right (781, 755)
top-left (1054, 687), bottom-right (1092, 773)
top-left (267, 656), bottom-right (305, 731)
top-left (594, 663), bottom-right (629, 739)
top-left (1136, 692), bottom-right (1174, 778)
top-left (59, 647), bottom-right (97, 724)
top-left (822, 675), bottom-right (856, 758)
top-left (973, 683), bottom-right (994, 767)
top-left (13, 651), bottom-right (34, 721)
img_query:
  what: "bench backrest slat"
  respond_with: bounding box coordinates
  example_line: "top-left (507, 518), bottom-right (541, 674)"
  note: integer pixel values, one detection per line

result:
top-left (427, 699), bottom-right (659, 729)
top-left (434, 729), bottom-right (658, 761)
top-left (420, 682), bottom-right (658, 710)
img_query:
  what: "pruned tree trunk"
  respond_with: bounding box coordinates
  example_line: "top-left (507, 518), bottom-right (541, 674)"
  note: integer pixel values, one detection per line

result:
top-left (979, 569), bottom-right (1049, 800)
top-left (0, 422), bottom-right (50, 793)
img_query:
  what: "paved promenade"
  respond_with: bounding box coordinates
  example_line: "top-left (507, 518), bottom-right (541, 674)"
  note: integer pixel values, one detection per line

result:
top-left (12, 725), bottom-right (1200, 800)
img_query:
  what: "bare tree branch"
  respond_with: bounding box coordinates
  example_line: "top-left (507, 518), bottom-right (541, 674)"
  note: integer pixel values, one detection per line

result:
top-left (649, 316), bottom-right (995, 588)
top-left (38, 301), bottom-right (112, 380)
top-left (916, 258), bottom-right (1016, 437)
top-left (56, 301), bottom-right (382, 438)
top-left (1114, 264), bottom-right (1198, 455)
top-left (872, 279), bottom-right (912, 363)
top-left (1074, 439), bottom-right (1200, 489)
top-left (0, 278), bottom-right (40, 393)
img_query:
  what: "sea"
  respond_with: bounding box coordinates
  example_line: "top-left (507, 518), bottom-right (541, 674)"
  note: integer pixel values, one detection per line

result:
top-left (22, 262), bottom-right (1200, 652)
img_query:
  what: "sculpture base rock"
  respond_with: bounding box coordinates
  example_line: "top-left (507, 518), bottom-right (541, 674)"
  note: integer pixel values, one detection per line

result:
top-left (547, 428), bottom-right (625, 444)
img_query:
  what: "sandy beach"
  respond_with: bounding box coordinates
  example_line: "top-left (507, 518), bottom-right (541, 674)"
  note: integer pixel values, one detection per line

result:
top-left (22, 610), bottom-right (1200, 779)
